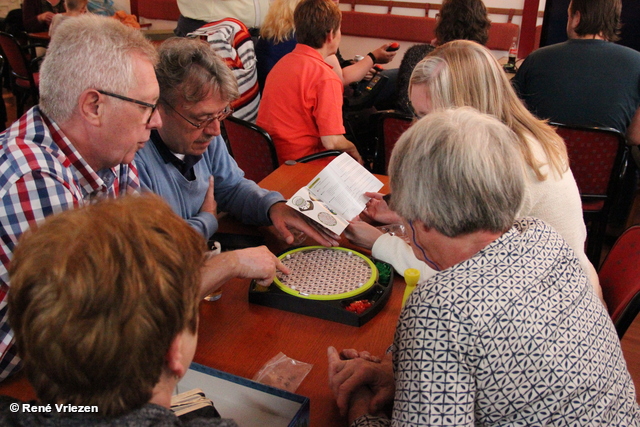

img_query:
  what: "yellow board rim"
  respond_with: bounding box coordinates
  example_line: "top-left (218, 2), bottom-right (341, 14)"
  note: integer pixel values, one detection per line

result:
top-left (273, 246), bottom-right (378, 300)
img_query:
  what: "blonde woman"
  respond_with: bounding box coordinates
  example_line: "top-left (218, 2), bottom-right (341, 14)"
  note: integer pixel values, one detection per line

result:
top-left (347, 40), bottom-right (603, 302)
top-left (256, 0), bottom-right (302, 88)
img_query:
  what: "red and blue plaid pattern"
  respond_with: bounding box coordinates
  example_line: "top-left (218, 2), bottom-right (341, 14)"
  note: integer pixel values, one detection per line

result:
top-left (0, 107), bottom-right (140, 381)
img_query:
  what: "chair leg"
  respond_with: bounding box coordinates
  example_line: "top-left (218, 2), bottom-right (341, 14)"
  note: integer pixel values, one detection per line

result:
top-left (586, 216), bottom-right (607, 267)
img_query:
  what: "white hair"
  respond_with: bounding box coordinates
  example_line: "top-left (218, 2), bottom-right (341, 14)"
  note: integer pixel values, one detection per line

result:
top-left (39, 15), bottom-right (158, 123)
top-left (389, 107), bottom-right (525, 237)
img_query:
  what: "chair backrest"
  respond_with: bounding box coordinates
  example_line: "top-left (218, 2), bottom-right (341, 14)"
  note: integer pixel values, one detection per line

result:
top-left (598, 225), bottom-right (640, 339)
top-left (372, 110), bottom-right (413, 175)
top-left (551, 123), bottom-right (628, 212)
top-left (0, 31), bottom-right (33, 84)
top-left (223, 116), bottom-right (278, 183)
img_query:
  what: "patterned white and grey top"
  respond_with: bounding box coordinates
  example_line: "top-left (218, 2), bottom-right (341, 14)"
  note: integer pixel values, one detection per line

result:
top-left (353, 218), bottom-right (640, 427)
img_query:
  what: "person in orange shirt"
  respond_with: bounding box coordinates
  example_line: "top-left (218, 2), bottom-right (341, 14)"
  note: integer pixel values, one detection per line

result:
top-left (257, 0), bottom-right (362, 165)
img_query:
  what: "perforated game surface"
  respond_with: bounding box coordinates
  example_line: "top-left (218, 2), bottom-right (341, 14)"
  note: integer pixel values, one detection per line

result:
top-left (274, 247), bottom-right (377, 300)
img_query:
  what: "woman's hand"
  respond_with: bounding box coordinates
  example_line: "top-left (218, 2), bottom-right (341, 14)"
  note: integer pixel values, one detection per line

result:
top-left (360, 192), bottom-right (402, 224)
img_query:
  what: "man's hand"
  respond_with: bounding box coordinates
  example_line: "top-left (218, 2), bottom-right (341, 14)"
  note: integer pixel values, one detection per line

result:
top-left (199, 246), bottom-right (290, 297)
top-left (230, 246), bottom-right (290, 287)
top-left (327, 346), bottom-right (395, 417)
top-left (345, 218), bottom-right (384, 250)
top-left (360, 192), bottom-right (402, 224)
top-left (199, 176), bottom-right (217, 218)
top-left (269, 202), bottom-right (340, 247)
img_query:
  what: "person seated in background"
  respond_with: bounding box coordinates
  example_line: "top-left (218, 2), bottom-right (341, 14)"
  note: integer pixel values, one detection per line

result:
top-left (49, 0), bottom-right (87, 36)
top-left (346, 40), bottom-right (603, 302)
top-left (257, 0), bottom-right (362, 165)
top-left (256, 0), bottom-right (397, 92)
top-left (256, 0), bottom-right (302, 90)
top-left (328, 108), bottom-right (640, 426)
top-left (396, 0), bottom-right (491, 113)
top-left (0, 194), bottom-right (238, 426)
top-left (22, 0), bottom-right (65, 33)
top-left (513, 0), bottom-right (640, 225)
top-left (136, 37), bottom-right (339, 247)
top-left (512, 0), bottom-right (640, 146)
top-left (175, 0), bottom-right (269, 37)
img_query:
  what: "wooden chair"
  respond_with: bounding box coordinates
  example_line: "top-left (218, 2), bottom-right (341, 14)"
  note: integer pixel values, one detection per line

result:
top-left (371, 110), bottom-right (413, 175)
top-left (598, 225), bottom-right (640, 339)
top-left (223, 116), bottom-right (342, 182)
top-left (551, 123), bottom-right (629, 266)
top-left (0, 31), bottom-right (45, 116)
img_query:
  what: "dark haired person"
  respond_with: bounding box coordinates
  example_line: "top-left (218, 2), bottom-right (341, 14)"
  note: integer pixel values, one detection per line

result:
top-left (396, 0), bottom-right (490, 113)
top-left (513, 0), bottom-right (640, 146)
top-left (257, 0), bottom-right (362, 165)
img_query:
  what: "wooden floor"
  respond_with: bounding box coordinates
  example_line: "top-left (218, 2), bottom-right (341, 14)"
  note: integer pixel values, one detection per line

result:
top-left (3, 92), bottom-right (640, 401)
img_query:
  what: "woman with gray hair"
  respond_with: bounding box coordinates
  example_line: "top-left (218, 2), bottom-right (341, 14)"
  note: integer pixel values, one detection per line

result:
top-left (348, 39), bottom-right (602, 303)
top-left (329, 108), bottom-right (639, 426)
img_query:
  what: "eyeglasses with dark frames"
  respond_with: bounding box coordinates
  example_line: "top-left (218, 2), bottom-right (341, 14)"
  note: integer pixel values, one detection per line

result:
top-left (97, 90), bottom-right (157, 124)
top-left (163, 102), bottom-right (233, 129)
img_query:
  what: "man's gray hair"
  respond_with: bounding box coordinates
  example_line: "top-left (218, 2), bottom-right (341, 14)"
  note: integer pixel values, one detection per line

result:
top-left (155, 37), bottom-right (239, 107)
top-left (39, 15), bottom-right (158, 124)
top-left (389, 107), bottom-right (525, 237)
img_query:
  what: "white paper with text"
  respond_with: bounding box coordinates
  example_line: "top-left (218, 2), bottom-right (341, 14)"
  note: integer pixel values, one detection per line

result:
top-left (286, 154), bottom-right (383, 234)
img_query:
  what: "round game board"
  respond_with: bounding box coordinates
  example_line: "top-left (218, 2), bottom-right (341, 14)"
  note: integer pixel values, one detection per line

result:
top-left (274, 246), bottom-right (378, 300)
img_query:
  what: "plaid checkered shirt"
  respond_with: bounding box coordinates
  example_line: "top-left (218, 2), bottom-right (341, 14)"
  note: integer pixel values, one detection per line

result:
top-left (0, 106), bottom-right (140, 381)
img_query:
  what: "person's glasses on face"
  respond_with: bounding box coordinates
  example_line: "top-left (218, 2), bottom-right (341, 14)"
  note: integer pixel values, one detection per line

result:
top-left (163, 102), bottom-right (233, 129)
top-left (97, 90), bottom-right (157, 124)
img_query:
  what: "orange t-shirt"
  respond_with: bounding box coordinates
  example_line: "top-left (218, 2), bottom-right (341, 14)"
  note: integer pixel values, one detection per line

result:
top-left (257, 44), bottom-right (345, 164)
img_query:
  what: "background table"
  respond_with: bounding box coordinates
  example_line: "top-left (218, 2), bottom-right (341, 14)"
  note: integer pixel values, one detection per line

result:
top-left (0, 161), bottom-right (403, 426)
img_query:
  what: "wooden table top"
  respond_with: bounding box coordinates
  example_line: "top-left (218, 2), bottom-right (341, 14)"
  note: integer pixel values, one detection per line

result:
top-left (0, 161), bottom-right (400, 426)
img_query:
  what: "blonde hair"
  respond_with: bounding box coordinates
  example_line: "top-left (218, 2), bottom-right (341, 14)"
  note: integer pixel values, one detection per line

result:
top-left (410, 40), bottom-right (568, 180)
top-left (260, 0), bottom-right (303, 43)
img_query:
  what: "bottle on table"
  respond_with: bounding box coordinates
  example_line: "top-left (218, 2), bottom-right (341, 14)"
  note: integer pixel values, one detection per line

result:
top-left (504, 36), bottom-right (518, 73)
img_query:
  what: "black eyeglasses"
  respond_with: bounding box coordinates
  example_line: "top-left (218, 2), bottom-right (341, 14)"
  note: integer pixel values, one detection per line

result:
top-left (97, 90), bottom-right (157, 124)
top-left (163, 102), bottom-right (233, 129)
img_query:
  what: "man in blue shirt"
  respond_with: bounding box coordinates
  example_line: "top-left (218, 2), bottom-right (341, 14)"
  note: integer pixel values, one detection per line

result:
top-left (135, 37), bottom-right (338, 247)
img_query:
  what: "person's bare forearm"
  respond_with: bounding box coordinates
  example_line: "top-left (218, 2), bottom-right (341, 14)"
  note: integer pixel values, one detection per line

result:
top-left (198, 251), bottom-right (240, 298)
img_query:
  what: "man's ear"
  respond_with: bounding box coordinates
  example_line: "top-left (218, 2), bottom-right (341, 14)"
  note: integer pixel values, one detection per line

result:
top-left (568, 9), bottom-right (581, 32)
top-left (77, 89), bottom-right (103, 126)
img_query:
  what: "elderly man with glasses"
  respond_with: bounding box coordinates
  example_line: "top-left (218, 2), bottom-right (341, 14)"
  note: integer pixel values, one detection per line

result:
top-left (135, 37), bottom-right (339, 247)
top-left (0, 15), bottom-right (161, 381)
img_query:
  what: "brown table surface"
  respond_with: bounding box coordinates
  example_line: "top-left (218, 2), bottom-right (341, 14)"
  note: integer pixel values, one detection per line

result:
top-left (27, 32), bottom-right (50, 41)
top-left (0, 161), bottom-right (401, 426)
